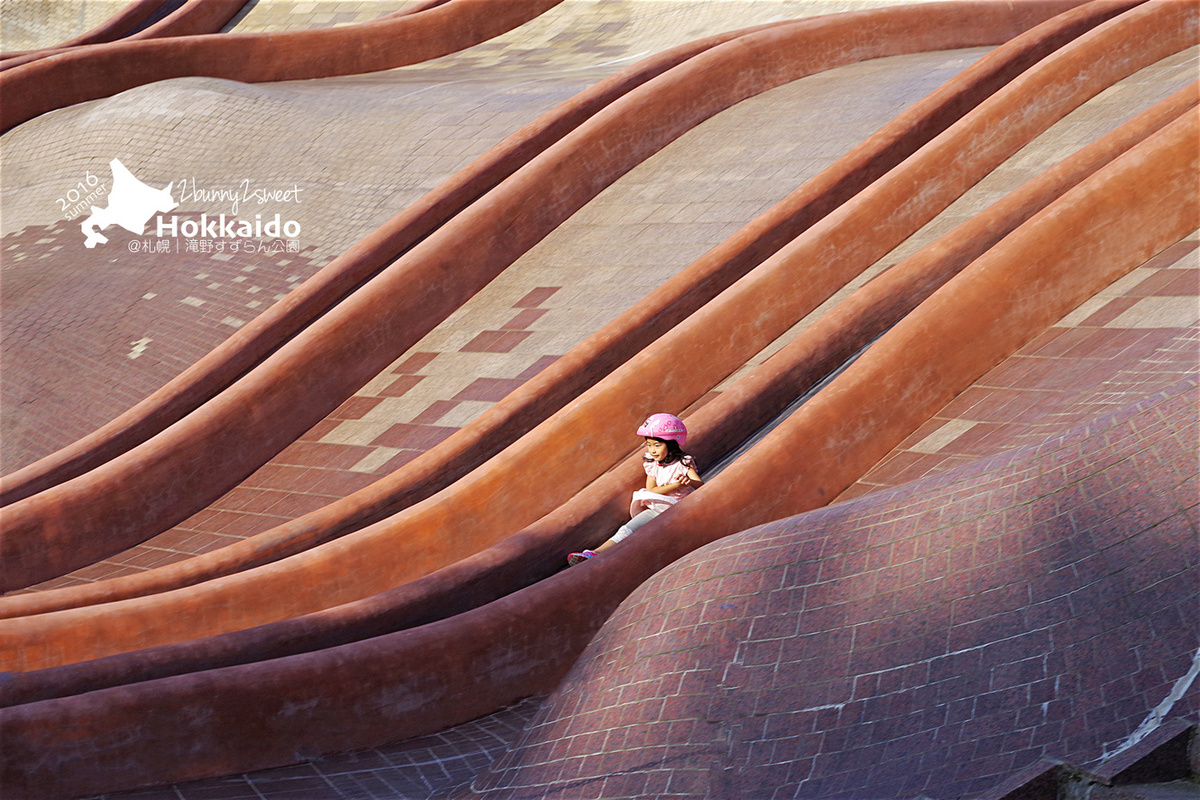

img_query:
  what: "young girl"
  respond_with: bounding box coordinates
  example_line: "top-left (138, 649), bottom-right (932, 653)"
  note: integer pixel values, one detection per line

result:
top-left (568, 413), bottom-right (703, 565)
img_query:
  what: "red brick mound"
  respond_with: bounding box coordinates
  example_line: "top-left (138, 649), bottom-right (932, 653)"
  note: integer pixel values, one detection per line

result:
top-left (472, 378), bottom-right (1199, 799)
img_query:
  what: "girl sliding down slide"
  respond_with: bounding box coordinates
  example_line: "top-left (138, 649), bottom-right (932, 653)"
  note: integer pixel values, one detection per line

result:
top-left (568, 413), bottom-right (703, 565)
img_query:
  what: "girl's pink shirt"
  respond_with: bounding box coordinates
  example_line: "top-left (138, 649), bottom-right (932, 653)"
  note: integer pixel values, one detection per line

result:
top-left (630, 454), bottom-right (698, 517)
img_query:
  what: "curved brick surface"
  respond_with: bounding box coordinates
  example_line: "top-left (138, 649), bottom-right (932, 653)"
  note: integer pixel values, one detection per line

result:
top-left (0, 3), bottom-right (1083, 613)
top-left (0, 1), bottom-right (140, 52)
top-left (471, 377), bottom-right (1199, 800)
top-left (0, 1), bottom-right (925, 509)
top-left (0, 0), bottom-right (251, 70)
top-left (0, 71), bottom-right (605, 475)
top-left (20, 26), bottom-right (1191, 608)
top-left (0, 1), bottom-right (1123, 671)
top-left (7, 47), bottom-right (1189, 706)
top-left (0, 0), bottom-right (569, 133)
top-left (1, 2), bottom-right (1197, 799)
top-left (3, 43), bottom-right (996, 604)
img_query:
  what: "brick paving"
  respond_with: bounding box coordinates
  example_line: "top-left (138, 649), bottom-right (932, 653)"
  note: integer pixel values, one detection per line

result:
top-left (7, 43), bottom-right (995, 592)
top-left (4, 2), bottom-right (1199, 798)
top-left (714, 46), bottom-right (1198, 392)
top-left (80, 312), bottom-right (1200, 796)
top-left (839, 235), bottom-right (1199, 501)
top-left (469, 376), bottom-right (1199, 799)
top-left (0, 0), bottom-right (125, 51)
top-left (0, 72), bottom-right (597, 481)
top-left (225, 1), bottom-right (419, 33)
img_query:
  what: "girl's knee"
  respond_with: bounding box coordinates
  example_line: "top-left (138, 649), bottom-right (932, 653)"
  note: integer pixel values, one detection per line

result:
top-left (610, 524), bottom-right (634, 544)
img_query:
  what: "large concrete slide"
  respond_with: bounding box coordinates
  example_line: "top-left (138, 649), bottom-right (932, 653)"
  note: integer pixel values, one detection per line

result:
top-left (0, 1), bottom-right (1196, 798)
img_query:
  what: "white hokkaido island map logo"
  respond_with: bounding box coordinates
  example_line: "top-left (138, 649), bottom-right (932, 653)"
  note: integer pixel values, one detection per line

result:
top-left (81, 159), bottom-right (176, 248)
top-left (73, 158), bottom-right (303, 253)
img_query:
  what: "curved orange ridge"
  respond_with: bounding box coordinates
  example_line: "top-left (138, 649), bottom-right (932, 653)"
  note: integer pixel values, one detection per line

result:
top-left (6, 77), bottom-right (1190, 711)
top-left (2, 0), bottom-right (1186, 671)
top-left (0, 0), bottom-right (566, 133)
top-left (0, 2), bottom-right (1083, 592)
top-left (0, 12), bottom-right (827, 587)
top-left (2, 61), bottom-right (1194, 800)
top-left (0, 0), bottom-right (582, 509)
top-left (0, 0), bottom-right (250, 72)
top-left (0, 0), bottom-right (1127, 618)
top-left (0, 25), bottom-right (784, 510)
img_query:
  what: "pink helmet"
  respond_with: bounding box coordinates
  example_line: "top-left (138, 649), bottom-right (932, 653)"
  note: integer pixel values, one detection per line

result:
top-left (637, 413), bottom-right (687, 446)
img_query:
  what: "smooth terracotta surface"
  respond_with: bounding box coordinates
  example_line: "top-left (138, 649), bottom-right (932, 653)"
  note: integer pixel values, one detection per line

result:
top-left (0, 24), bottom-right (755, 510)
top-left (8, 33), bottom-right (1189, 712)
top-left (0, 0), bottom-right (1124, 619)
top-left (0, 0), bottom-right (1114, 664)
top-left (0, 1), bottom-right (1083, 592)
top-left (0, 23), bottom-right (794, 600)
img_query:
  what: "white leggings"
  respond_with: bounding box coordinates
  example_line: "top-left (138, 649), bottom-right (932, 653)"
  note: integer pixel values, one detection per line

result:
top-left (611, 508), bottom-right (661, 544)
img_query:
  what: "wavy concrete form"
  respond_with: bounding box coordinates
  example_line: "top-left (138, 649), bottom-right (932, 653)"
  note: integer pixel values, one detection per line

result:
top-left (2, 3), bottom-right (1200, 796)
top-left (0, 4), bottom-right (1195, 796)
top-left (0, 0), bottom-right (590, 505)
top-left (0, 0), bottom-right (251, 71)
top-left (0, 20), bottom-right (780, 509)
top-left (5, 77), bottom-right (1191, 709)
top-left (0, 0), bottom-right (1127, 617)
top-left (0, 1), bottom-right (470, 83)
top-left (0, 0), bottom-right (565, 134)
top-left (0, 0), bottom-right (1150, 665)
top-left (0, 0), bottom-right (168, 57)
top-left (0, 2), bottom-right (1088, 594)
top-left (1, 90), bottom-right (1194, 798)
top-left (0, 12), bottom-right (803, 583)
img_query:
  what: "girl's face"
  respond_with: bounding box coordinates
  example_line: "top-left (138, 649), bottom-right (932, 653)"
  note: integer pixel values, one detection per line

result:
top-left (644, 437), bottom-right (670, 462)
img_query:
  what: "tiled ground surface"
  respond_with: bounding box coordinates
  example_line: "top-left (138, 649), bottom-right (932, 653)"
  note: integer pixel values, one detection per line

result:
top-left (839, 234), bottom-right (1200, 501)
top-left (713, 46), bottom-right (1199, 393)
top-left (1, 218), bottom-right (323, 476)
top-left (224, 0), bottom-right (420, 33)
top-left (469, 377), bottom-right (1199, 799)
top-left (0, 70), bottom-right (601, 475)
top-left (82, 317), bottom-right (1200, 797)
top-left (14, 42), bottom-right (1193, 592)
top-left (5, 3), bottom-right (1199, 799)
top-left (0, 0), bottom-right (125, 51)
top-left (8, 45), bottom-right (995, 591)
top-left (224, 0), bottom-right (914, 51)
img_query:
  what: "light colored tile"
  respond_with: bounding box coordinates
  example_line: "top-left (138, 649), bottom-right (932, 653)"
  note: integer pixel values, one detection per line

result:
top-left (431, 351), bottom-right (537, 379)
top-left (908, 419), bottom-right (980, 454)
top-left (1105, 297), bottom-right (1200, 329)
top-left (437, 400), bottom-right (496, 428)
top-left (358, 396), bottom-right (428, 424)
top-left (1101, 267), bottom-right (1157, 297)
top-left (1054, 296), bottom-right (1111, 328)
top-left (319, 419), bottom-right (395, 446)
top-left (349, 447), bottom-right (402, 473)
